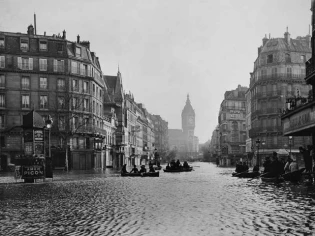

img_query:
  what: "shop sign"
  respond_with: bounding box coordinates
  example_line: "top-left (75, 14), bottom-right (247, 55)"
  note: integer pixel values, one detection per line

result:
top-left (22, 165), bottom-right (44, 178)
top-left (283, 107), bottom-right (315, 132)
top-left (34, 130), bottom-right (44, 141)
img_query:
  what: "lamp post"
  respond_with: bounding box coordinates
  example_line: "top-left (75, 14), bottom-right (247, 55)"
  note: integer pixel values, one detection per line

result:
top-left (289, 136), bottom-right (293, 157)
top-left (256, 139), bottom-right (261, 168)
top-left (45, 115), bottom-right (53, 178)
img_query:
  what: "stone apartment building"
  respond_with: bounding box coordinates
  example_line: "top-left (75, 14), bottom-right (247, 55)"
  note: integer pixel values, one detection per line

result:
top-left (0, 24), bottom-right (117, 171)
top-left (151, 114), bottom-right (169, 160)
top-left (249, 30), bottom-right (312, 165)
top-left (218, 85), bottom-right (248, 166)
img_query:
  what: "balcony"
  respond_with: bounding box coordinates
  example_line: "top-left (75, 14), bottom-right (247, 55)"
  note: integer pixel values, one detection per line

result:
top-left (281, 96), bottom-right (313, 116)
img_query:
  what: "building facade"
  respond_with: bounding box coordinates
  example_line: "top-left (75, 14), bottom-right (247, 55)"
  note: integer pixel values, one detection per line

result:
top-left (249, 30), bottom-right (312, 166)
top-left (151, 114), bottom-right (169, 161)
top-left (218, 85), bottom-right (248, 166)
top-left (0, 25), bottom-right (116, 171)
top-left (281, 2), bottom-right (315, 161)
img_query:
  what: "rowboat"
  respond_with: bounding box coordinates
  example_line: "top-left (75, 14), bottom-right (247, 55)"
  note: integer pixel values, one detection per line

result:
top-left (163, 167), bottom-right (193, 172)
top-left (261, 176), bottom-right (284, 183)
top-left (238, 172), bottom-right (260, 178)
top-left (232, 171), bottom-right (248, 177)
top-left (282, 168), bottom-right (305, 182)
top-left (121, 172), bottom-right (159, 177)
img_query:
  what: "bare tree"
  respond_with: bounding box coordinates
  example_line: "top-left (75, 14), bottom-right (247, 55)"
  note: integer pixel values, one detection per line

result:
top-left (50, 80), bottom-right (93, 171)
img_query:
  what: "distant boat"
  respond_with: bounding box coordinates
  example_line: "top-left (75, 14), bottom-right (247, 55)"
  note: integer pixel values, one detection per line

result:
top-left (163, 167), bottom-right (193, 172)
top-left (121, 172), bottom-right (159, 177)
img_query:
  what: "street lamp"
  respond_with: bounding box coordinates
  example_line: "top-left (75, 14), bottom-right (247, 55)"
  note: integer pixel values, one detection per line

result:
top-left (256, 139), bottom-right (261, 168)
top-left (289, 136), bottom-right (293, 157)
top-left (45, 115), bottom-right (53, 178)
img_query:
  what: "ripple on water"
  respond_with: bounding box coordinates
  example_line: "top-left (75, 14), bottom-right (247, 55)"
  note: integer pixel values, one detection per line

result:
top-left (1, 163), bottom-right (315, 235)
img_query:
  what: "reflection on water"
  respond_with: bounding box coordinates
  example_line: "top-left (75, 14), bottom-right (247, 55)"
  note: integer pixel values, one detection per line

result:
top-left (1, 163), bottom-right (315, 236)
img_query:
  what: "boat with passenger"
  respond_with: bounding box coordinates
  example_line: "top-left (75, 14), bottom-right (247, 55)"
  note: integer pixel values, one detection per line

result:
top-left (121, 172), bottom-right (159, 177)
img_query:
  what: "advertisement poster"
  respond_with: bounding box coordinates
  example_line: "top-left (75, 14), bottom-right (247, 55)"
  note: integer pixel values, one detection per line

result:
top-left (34, 142), bottom-right (44, 155)
top-left (34, 130), bottom-right (44, 141)
top-left (22, 165), bottom-right (44, 178)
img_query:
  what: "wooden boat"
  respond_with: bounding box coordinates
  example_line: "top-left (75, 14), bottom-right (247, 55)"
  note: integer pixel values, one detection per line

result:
top-left (154, 166), bottom-right (162, 170)
top-left (282, 168), bottom-right (305, 182)
top-left (163, 167), bottom-right (193, 172)
top-left (121, 172), bottom-right (159, 177)
top-left (261, 176), bottom-right (284, 183)
top-left (238, 171), bottom-right (260, 178)
top-left (232, 171), bottom-right (248, 177)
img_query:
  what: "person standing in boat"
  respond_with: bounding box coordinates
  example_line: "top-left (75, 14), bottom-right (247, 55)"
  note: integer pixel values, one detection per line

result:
top-left (130, 165), bottom-right (139, 173)
top-left (263, 156), bottom-right (271, 173)
top-left (121, 164), bottom-right (128, 174)
top-left (268, 152), bottom-right (283, 177)
top-left (299, 146), bottom-right (312, 173)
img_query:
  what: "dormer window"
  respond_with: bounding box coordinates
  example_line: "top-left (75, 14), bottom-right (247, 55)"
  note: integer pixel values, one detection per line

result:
top-left (285, 53), bottom-right (291, 63)
top-left (76, 47), bottom-right (81, 57)
top-left (20, 39), bottom-right (29, 51)
top-left (0, 38), bottom-right (4, 48)
top-left (57, 43), bottom-right (63, 53)
top-left (267, 54), bottom-right (273, 63)
top-left (39, 41), bottom-right (47, 51)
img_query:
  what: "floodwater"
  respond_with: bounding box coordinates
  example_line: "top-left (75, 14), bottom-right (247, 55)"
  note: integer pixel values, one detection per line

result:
top-left (1, 162), bottom-right (315, 236)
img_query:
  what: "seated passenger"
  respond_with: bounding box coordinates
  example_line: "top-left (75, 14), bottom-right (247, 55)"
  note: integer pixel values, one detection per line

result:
top-left (139, 165), bottom-right (147, 173)
top-left (183, 161), bottom-right (189, 168)
top-left (130, 165), bottom-right (139, 173)
top-left (121, 164), bottom-right (128, 173)
top-left (157, 161), bottom-right (161, 167)
top-left (289, 156), bottom-right (299, 172)
top-left (253, 165), bottom-right (259, 172)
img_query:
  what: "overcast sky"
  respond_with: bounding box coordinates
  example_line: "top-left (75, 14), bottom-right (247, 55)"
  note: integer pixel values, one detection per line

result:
top-left (0, 0), bottom-right (312, 143)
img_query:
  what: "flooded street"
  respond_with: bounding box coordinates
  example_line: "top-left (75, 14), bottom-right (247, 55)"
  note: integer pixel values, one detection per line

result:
top-left (1, 162), bottom-right (315, 236)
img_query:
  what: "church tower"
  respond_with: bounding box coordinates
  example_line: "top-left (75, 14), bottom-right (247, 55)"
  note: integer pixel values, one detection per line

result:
top-left (181, 94), bottom-right (195, 151)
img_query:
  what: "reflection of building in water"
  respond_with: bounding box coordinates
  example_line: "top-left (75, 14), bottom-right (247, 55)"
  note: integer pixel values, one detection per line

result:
top-left (168, 95), bottom-right (199, 159)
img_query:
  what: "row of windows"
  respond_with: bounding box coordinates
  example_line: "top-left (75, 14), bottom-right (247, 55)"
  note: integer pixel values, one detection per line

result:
top-left (0, 37), bottom-right (64, 53)
top-left (0, 93), bottom-right (102, 116)
top-left (0, 76), bottom-right (103, 100)
top-left (256, 54), bottom-right (307, 66)
top-left (0, 56), bottom-right (102, 80)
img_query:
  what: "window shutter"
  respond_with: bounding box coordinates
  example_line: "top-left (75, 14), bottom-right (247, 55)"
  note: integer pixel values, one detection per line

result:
top-left (29, 58), bottom-right (33, 70)
top-left (54, 59), bottom-right (57, 72)
top-left (44, 59), bottom-right (47, 71)
top-left (18, 57), bottom-right (22, 69)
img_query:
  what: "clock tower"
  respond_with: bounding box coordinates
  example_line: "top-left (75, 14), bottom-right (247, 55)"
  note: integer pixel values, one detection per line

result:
top-left (181, 94), bottom-right (195, 151)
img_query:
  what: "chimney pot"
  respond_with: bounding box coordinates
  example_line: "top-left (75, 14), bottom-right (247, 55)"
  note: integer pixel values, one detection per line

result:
top-left (77, 35), bottom-right (80, 43)
top-left (63, 30), bottom-right (66, 39)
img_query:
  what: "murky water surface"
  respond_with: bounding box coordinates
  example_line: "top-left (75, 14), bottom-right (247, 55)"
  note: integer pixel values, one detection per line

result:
top-left (1, 162), bottom-right (315, 236)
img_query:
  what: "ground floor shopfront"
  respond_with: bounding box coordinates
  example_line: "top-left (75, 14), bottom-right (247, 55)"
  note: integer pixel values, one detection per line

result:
top-left (281, 100), bottom-right (315, 154)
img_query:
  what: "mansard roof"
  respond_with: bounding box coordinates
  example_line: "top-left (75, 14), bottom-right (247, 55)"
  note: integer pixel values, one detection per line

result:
top-left (260, 37), bottom-right (311, 54)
